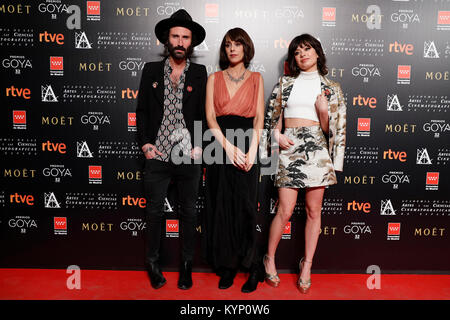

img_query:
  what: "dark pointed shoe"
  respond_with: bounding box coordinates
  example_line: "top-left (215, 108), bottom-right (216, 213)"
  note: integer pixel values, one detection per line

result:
top-left (241, 264), bottom-right (264, 293)
top-left (218, 268), bottom-right (236, 289)
top-left (177, 260), bottom-right (193, 290)
top-left (146, 261), bottom-right (167, 289)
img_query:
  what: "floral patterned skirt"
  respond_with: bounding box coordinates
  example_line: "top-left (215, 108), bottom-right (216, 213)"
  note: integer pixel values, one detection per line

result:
top-left (275, 125), bottom-right (337, 188)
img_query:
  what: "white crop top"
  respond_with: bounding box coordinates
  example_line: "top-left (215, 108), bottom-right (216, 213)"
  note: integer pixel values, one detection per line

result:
top-left (284, 70), bottom-right (321, 122)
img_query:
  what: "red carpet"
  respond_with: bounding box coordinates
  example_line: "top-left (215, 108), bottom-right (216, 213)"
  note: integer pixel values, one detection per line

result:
top-left (1, 268), bottom-right (449, 300)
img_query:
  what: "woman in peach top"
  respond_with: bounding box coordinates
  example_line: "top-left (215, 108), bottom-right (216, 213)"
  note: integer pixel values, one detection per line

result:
top-left (203, 28), bottom-right (265, 293)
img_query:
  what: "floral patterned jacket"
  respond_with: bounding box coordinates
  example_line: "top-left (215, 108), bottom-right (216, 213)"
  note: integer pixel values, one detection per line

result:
top-left (259, 74), bottom-right (346, 172)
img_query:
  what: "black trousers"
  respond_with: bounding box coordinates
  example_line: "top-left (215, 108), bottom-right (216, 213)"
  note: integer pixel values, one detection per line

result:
top-left (143, 159), bottom-right (201, 265)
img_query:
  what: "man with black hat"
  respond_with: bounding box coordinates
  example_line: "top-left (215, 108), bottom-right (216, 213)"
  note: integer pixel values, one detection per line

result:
top-left (136, 9), bottom-right (207, 290)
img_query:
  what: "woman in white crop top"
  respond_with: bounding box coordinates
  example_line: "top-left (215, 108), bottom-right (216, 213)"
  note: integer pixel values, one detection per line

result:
top-left (262, 34), bottom-right (346, 294)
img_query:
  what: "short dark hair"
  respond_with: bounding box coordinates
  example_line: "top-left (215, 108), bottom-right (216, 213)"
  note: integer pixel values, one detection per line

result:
top-left (219, 28), bottom-right (255, 70)
top-left (286, 34), bottom-right (327, 77)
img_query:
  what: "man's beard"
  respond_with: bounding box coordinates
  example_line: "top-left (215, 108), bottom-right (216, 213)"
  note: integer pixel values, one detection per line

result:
top-left (167, 42), bottom-right (193, 60)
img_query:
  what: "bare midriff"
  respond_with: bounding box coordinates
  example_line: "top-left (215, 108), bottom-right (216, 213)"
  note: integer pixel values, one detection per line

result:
top-left (285, 118), bottom-right (320, 128)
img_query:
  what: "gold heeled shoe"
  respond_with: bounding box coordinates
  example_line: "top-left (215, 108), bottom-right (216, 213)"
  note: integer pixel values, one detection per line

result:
top-left (263, 254), bottom-right (280, 287)
top-left (298, 257), bottom-right (312, 294)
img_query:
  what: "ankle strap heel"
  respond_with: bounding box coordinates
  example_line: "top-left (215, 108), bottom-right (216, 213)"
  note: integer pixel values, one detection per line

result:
top-left (263, 254), bottom-right (280, 288)
top-left (298, 257), bottom-right (312, 294)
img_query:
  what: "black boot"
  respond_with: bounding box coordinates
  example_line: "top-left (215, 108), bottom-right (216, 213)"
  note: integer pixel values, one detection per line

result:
top-left (177, 260), bottom-right (193, 290)
top-left (218, 268), bottom-right (237, 289)
top-left (146, 261), bottom-right (167, 289)
top-left (241, 263), bottom-right (264, 293)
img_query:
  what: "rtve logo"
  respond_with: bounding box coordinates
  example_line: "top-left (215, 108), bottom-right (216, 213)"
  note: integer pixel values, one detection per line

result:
top-left (42, 141), bottom-right (67, 153)
top-left (383, 149), bottom-right (407, 162)
top-left (274, 38), bottom-right (291, 49)
top-left (6, 85), bottom-right (31, 99)
top-left (353, 95), bottom-right (376, 108)
top-left (10, 193), bottom-right (34, 205)
top-left (122, 195), bottom-right (146, 208)
top-left (389, 41), bottom-right (414, 55)
top-left (39, 31), bottom-right (64, 44)
top-left (121, 88), bottom-right (138, 99)
top-left (347, 200), bottom-right (371, 213)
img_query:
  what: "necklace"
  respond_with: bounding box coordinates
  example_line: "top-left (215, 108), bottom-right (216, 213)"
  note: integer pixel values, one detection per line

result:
top-left (226, 69), bottom-right (246, 83)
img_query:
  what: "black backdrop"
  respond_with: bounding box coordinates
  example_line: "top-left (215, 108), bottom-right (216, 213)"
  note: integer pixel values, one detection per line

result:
top-left (1, 0), bottom-right (449, 273)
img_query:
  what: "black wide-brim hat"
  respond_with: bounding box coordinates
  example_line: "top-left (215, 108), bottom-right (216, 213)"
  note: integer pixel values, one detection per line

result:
top-left (155, 9), bottom-right (206, 47)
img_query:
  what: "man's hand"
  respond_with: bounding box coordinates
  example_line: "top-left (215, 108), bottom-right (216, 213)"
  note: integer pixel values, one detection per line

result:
top-left (142, 143), bottom-right (163, 159)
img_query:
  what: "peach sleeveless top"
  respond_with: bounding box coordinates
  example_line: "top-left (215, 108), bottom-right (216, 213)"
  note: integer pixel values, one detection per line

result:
top-left (213, 71), bottom-right (260, 118)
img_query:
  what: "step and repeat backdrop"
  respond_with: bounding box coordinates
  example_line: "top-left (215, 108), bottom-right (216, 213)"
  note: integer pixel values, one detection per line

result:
top-left (1, 0), bottom-right (449, 273)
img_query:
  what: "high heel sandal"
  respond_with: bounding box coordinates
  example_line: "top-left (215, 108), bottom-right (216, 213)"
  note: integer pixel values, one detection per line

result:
top-left (263, 254), bottom-right (280, 287)
top-left (297, 257), bottom-right (312, 294)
